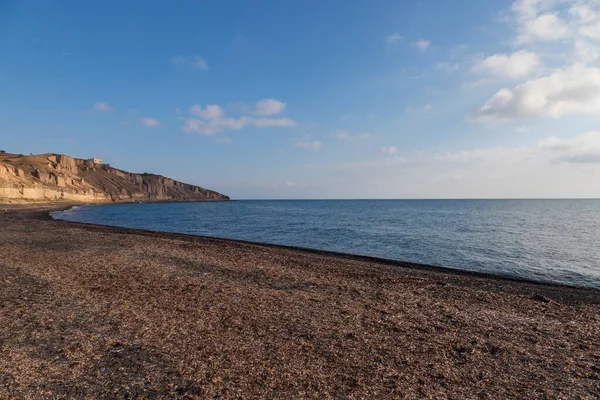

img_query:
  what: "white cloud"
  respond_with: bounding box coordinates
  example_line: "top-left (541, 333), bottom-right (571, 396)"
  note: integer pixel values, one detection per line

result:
top-left (471, 65), bottom-right (600, 121)
top-left (183, 102), bottom-right (296, 135)
top-left (190, 104), bottom-right (226, 120)
top-left (423, 104), bottom-right (432, 112)
top-left (253, 98), bottom-right (287, 115)
top-left (174, 55), bottom-right (209, 70)
top-left (570, 3), bottom-right (600, 24)
top-left (414, 39), bottom-right (431, 52)
top-left (214, 137), bottom-right (232, 144)
top-left (386, 33), bottom-right (404, 43)
top-left (515, 126), bottom-right (530, 133)
top-left (285, 180), bottom-right (298, 187)
top-left (486, 0), bottom-right (600, 96)
top-left (538, 136), bottom-right (571, 150)
top-left (512, 0), bottom-right (600, 47)
top-left (516, 12), bottom-right (570, 43)
top-left (511, 0), bottom-right (552, 19)
top-left (471, 1), bottom-right (600, 121)
top-left (538, 131), bottom-right (600, 163)
top-left (296, 140), bottom-right (323, 151)
top-left (92, 102), bottom-right (113, 112)
top-left (472, 50), bottom-right (540, 78)
top-left (381, 146), bottom-right (398, 154)
top-left (335, 131), bottom-right (371, 140)
top-left (436, 131), bottom-right (600, 166)
top-left (140, 118), bottom-right (160, 127)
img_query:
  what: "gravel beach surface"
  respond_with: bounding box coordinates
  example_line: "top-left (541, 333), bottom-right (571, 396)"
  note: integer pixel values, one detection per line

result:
top-left (1, 204), bottom-right (599, 399)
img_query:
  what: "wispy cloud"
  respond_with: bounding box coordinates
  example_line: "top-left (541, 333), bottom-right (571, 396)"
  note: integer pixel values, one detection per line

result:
top-left (538, 131), bottom-right (600, 163)
top-left (414, 39), bottom-right (431, 52)
top-left (140, 118), bottom-right (160, 127)
top-left (253, 98), bottom-right (287, 115)
top-left (380, 146), bottom-right (398, 154)
top-left (192, 57), bottom-right (209, 69)
top-left (406, 104), bottom-right (432, 113)
top-left (190, 105), bottom-right (225, 120)
top-left (296, 139), bottom-right (323, 151)
top-left (337, 155), bottom-right (408, 169)
top-left (433, 131), bottom-right (600, 168)
top-left (434, 62), bottom-right (460, 73)
top-left (92, 102), bottom-right (113, 112)
top-left (335, 131), bottom-right (371, 140)
top-left (173, 55), bottom-right (209, 70)
top-left (386, 33), bottom-right (404, 43)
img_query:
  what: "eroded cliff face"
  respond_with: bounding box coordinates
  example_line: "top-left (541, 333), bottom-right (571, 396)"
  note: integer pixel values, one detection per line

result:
top-left (0, 153), bottom-right (229, 203)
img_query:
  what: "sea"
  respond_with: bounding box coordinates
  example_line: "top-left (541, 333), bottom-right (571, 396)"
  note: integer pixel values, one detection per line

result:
top-left (51, 199), bottom-right (600, 289)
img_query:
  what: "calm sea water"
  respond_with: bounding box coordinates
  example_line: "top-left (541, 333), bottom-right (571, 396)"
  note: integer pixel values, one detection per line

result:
top-left (51, 200), bottom-right (600, 289)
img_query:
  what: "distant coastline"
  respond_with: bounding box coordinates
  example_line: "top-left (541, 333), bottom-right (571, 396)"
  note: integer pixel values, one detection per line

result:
top-left (0, 152), bottom-right (229, 203)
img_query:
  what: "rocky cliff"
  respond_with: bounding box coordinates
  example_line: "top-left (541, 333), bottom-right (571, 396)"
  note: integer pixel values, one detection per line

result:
top-left (0, 153), bottom-right (229, 203)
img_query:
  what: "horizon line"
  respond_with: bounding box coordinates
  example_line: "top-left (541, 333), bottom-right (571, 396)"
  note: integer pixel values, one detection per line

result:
top-left (227, 197), bottom-right (600, 201)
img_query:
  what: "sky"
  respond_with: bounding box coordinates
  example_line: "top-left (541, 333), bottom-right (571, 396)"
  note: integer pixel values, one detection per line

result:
top-left (1, 0), bottom-right (600, 199)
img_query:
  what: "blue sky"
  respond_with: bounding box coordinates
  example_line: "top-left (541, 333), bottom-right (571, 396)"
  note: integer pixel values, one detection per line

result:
top-left (2, 0), bottom-right (600, 198)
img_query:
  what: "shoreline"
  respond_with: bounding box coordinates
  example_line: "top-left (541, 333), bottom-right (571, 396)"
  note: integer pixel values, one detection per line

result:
top-left (48, 201), bottom-right (599, 293)
top-left (1, 203), bottom-right (599, 398)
